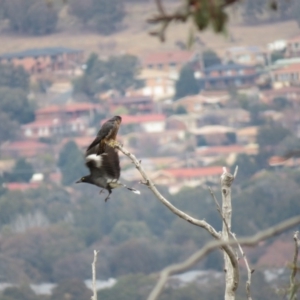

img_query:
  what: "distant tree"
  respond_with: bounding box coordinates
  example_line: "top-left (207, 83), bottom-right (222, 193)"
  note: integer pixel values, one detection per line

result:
top-left (0, 112), bottom-right (18, 143)
top-left (109, 239), bottom-right (162, 276)
top-left (111, 221), bottom-right (152, 243)
top-left (234, 154), bottom-right (260, 182)
top-left (58, 141), bottom-right (86, 186)
top-left (68, 0), bottom-right (93, 24)
top-left (2, 0), bottom-right (58, 35)
top-left (98, 274), bottom-right (155, 300)
top-left (270, 50), bottom-right (285, 63)
top-left (8, 158), bottom-right (34, 183)
top-left (1, 285), bottom-right (37, 300)
top-left (0, 87), bottom-right (34, 124)
top-left (0, 64), bottom-right (29, 90)
top-left (294, 0), bottom-right (300, 27)
top-left (242, 0), bottom-right (264, 24)
top-left (175, 105), bottom-right (188, 114)
top-left (69, 0), bottom-right (125, 35)
top-left (202, 49), bottom-right (222, 68)
top-left (51, 278), bottom-right (92, 300)
top-left (174, 64), bottom-right (199, 100)
top-left (257, 122), bottom-right (292, 148)
top-left (273, 96), bottom-right (290, 110)
top-left (74, 54), bottom-right (142, 97)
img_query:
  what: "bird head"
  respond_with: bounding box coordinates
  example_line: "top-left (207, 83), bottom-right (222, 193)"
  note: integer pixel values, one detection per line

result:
top-left (76, 176), bottom-right (89, 184)
top-left (113, 116), bottom-right (122, 123)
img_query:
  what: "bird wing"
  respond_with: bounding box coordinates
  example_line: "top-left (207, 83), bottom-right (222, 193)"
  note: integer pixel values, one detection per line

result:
top-left (85, 144), bottom-right (120, 180)
top-left (101, 145), bottom-right (121, 180)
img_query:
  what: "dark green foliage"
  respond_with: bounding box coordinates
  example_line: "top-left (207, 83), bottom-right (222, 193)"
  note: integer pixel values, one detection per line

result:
top-left (109, 239), bottom-right (162, 276)
top-left (1, 285), bottom-right (38, 300)
top-left (58, 141), bottom-right (86, 186)
top-left (174, 64), bottom-right (199, 100)
top-left (234, 154), bottom-right (260, 182)
top-left (175, 105), bottom-right (188, 114)
top-left (69, 0), bottom-right (125, 35)
top-left (242, 0), bottom-right (264, 24)
top-left (0, 112), bottom-right (18, 143)
top-left (98, 274), bottom-right (155, 300)
top-left (225, 132), bottom-right (236, 144)
top-left (0, 64), bottom-right (29, 90)
top-left (273, 96), bottom-right (290, 110)
top-left (271, 50), bottom-right (285, 63)
top-left (257, 122), bottom-right (292, 148)
top-left (74, 53), bottom-right (142, 97)
top-left (111, 221), bottom-right (152, 243)
top-left (2, 0), bottom-right (58, 35)
top-left (0, 87), bottom-right (34, 124)
top-left (202, 49), bottom-right (222, 68)
top-left (2, 225), bottom-right (84, 281)
top-left (51, 278), bottom-right (92, 300)
top-left (8, 158), bottom-right (34, 183)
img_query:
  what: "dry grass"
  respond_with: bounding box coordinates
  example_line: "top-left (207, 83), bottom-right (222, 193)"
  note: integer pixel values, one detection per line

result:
top-left (0, 2), bottom-right (299, 58)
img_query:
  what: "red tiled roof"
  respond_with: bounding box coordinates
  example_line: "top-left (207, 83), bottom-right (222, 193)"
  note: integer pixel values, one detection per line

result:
top-left (101, 114), bottom-right (166, 125)
top-left (164, 166), bottom-right (223, 178)
top-left (288, 35), bottom-right (300, 43)
top-left (197, 145), bottom-right (245, 156)
top-left (4, 182), bottom-right (41, 191)
top-left (142, 51), bottom-right (195, 65)
top-left (1, 141), bottom-right (48, 150)
top-left (273, 63), bottom-right (300, 74)
top-left (22, 119), bottom-right (61, 128)
top-left (37, 103), bottom-right (100, 115)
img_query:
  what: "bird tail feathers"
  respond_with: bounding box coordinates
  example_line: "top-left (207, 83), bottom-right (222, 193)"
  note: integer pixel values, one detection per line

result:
top-left (126, 187), bottom-right (141, 195)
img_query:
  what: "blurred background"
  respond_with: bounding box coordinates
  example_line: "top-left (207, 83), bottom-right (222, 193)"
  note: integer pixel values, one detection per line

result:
top-left (0, 0), bottom-right (300, 299)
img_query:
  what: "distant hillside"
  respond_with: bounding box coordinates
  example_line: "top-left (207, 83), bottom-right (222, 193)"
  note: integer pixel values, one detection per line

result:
top-left (0, 2), bottom-right (298, 59)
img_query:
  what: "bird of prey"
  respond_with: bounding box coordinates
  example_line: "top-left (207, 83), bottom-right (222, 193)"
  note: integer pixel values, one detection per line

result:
top-left (76, 143), bottom-right (140, 202)
top-left (87, 116), bottom-right (122, 155)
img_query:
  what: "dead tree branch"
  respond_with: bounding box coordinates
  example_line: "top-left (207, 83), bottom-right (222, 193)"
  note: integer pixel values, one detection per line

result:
top-left (91, 250), bottom-right (99, 300)
top-left (147, 215), bottom-right (300, 300)
top-left (116, 144), bottom-right (239, 296)
top-left (221, 167), bottom-right (237, 300)
top-left (289, 231), bottom-right (300, 300)
top-left (210, 180), bottom-right (253, 300)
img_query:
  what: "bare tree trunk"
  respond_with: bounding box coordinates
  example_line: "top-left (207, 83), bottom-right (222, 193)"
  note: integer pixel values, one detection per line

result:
top-left (221, 168), bottom-right (235, 300)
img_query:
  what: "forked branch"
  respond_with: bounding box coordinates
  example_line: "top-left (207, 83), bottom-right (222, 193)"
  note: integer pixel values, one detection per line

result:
top-left (147, 216), bottom-right (300, 300)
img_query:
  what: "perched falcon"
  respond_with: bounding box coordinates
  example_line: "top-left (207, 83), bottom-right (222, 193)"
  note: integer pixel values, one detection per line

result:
top-left (87, 116), bottom-right (122, 155)
top-left (76, 142), bottom-right (140, 202)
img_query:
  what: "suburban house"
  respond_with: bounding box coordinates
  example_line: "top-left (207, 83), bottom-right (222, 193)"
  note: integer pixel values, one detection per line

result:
top-left (236, 126), bottom-right (259, 144)
top-left (172, 94), bottom-right (226, 114)
top-left (0, 47), bottom-right (84, 74)
top-left (141, 50), bottom-right (199, 80)
top-left (199, 63), bottom-right (261, 90)
top-left (189, 125), bottom-right (237, 146)
top-left (36, 103), bottom-right (101, 122)
top-left (126, 69), bottom-right (175, 102)
top-left (272, 63), bottom-right (300, 87)
top-left (106, 96), bottom-right (155, 114)
top-left (0, 141), bottom-right (49, 158)
top-left (225, 46), bottom-right (267, 66)
top-left (166, 114), bottom-right (200, 131)
top-left (150, 166), bottom-right (224, 194)
top-left (285, 35), bottom-right (300, 58)
top-left (259, 86), bottom-right (300, 104)
top-left (21, 118), bottom-right (89, 139)
top-left (196, 144), bottom-right (258, 165)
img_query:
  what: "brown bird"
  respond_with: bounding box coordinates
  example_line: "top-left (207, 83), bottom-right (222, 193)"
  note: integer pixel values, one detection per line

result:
top-left (87, 116), bottom-right (122, 155)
